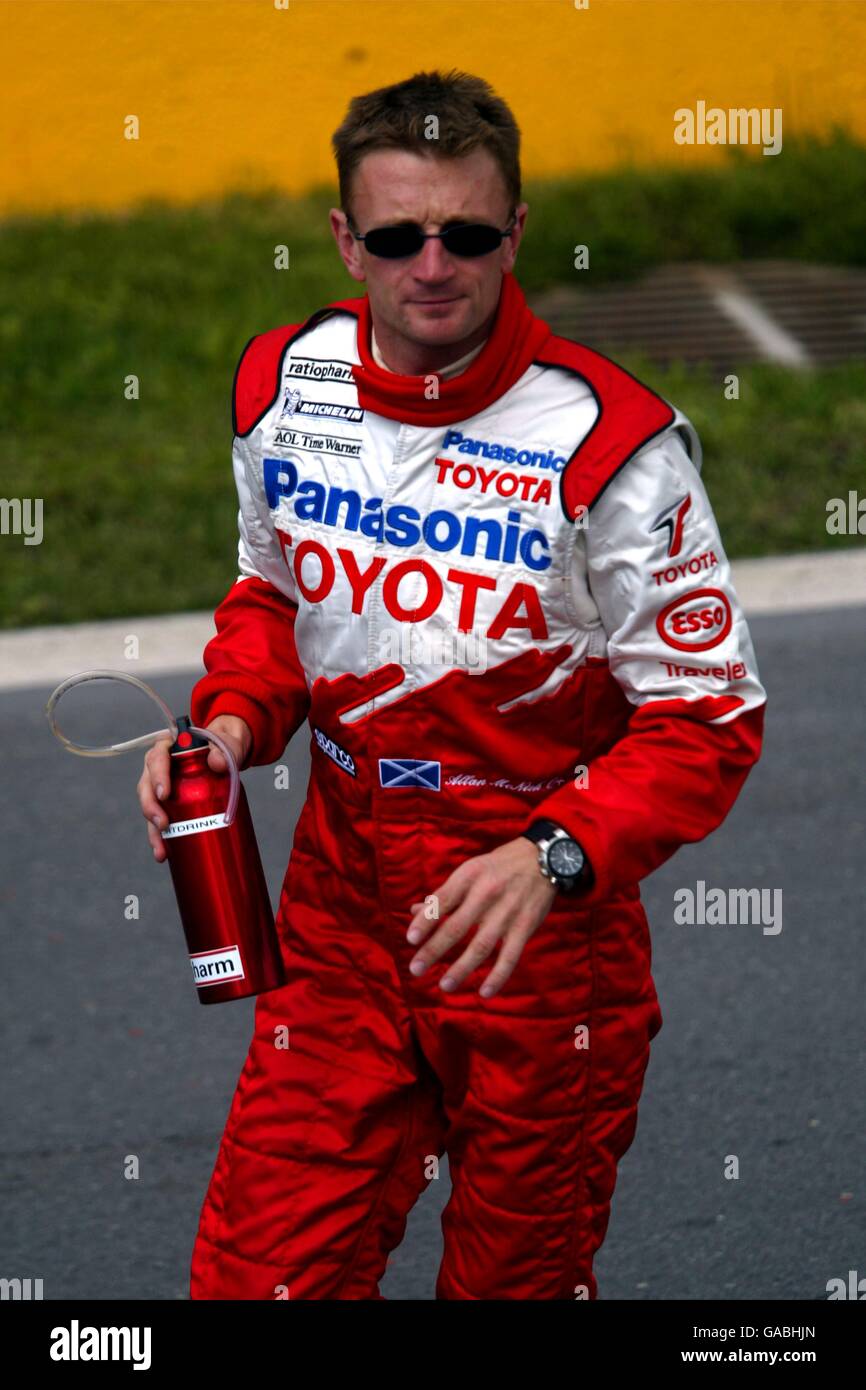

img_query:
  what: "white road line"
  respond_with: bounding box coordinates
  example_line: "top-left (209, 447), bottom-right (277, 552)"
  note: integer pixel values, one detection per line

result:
top-left (698, 267), bottom-right (813, 366)
top-left (0, 548), bottom-right (864, 692)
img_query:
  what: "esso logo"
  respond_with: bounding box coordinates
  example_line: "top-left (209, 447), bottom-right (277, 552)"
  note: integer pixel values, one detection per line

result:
top-left (656, 588), bottom-right (733, 652)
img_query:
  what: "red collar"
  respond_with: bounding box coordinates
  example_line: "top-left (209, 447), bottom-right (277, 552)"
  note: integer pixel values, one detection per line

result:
top-left (324, 272), bottom-right (552, 425)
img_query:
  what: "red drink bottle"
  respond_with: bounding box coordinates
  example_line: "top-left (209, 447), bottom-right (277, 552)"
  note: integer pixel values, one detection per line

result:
top-left (160, 716), bottom-right (286, 1004)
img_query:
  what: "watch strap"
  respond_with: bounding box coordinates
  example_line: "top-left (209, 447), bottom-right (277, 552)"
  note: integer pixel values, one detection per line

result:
top-left (521, 818), bottom-right (563, 845)
top-left (522, 820), bottom-right (593, 895)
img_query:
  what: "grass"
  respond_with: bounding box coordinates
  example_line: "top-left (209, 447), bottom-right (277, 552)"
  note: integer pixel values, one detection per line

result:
top-left (1, 132), bottom-right (864, 628)
top-left (515, 127), bottom-right (866, 292)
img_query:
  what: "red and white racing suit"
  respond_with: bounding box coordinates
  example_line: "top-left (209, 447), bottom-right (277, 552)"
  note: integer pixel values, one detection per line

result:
top-left (188, 270), bottom-right (766, 1300)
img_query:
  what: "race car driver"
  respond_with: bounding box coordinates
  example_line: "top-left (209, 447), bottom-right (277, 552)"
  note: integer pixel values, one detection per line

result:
top-left (137, 69), bottom-right (767, 1300)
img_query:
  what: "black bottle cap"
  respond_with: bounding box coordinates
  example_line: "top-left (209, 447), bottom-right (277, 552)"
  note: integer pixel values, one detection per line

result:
top-left (168, 714), bottom-right (210, 755)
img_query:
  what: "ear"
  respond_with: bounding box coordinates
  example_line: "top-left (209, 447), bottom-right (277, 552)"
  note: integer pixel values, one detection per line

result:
top-left (501, 201), bottom-right (529, 273)
top-left (329, 208), bottom-right (367, 284)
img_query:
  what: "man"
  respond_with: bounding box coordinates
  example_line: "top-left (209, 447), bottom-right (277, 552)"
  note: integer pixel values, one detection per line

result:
top-left (138, 70), bottom-right (766, 1300)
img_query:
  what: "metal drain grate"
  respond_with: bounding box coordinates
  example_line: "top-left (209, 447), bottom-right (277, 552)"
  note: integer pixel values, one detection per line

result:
top-left (530, 261), bottom-right (866, 371)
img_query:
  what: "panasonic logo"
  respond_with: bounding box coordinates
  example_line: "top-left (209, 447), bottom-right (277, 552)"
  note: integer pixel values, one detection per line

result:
top-left (441, 429), bottom-right (566, 472)
top-left (262, 459), bottom-right (552, 572)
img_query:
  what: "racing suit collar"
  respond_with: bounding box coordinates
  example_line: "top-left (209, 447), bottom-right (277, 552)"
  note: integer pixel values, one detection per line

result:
top-left (348, 271), bottom-right (552, 425)
top-left (370, 325), bottom-right (487, 378)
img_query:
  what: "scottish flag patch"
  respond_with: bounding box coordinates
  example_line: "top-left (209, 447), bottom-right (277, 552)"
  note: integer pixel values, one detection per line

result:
top-left (378, 758), bottom-right (441, 791)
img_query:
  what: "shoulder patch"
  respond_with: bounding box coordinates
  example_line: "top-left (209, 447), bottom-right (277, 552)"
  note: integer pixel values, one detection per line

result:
top-left (233, 325), bottom-right (299, 438)
top-left (232, 302), bottom-right (359, 437)
top-left (535, 336), bottom-right (675, 521)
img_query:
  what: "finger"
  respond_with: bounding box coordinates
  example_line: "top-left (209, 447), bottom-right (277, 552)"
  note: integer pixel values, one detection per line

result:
top-left (144, 740), bottom-right (172, 801)
top-left (408, 877), bottom-right (494, 974)
top-left (207, 742), bottom-right (233, 774)
top-left (407, 891), bottom-right (455, 943)
top-left (142, 791), bottom-right (168, 839)
top-left (436, 911), bottom-right (511, 993)
top-left (407, 858), bottom-right (490, 943)
top-left (478, 921), bottom-right (534, 999)
top-left (146, 819), bottom-right (168, 863)
top-left (138, 770), bottom-right (167, 826)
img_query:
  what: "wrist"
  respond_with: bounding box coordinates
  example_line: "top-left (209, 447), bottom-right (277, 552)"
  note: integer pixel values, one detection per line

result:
top-left (522, 819), bottom-right (592, 895)
top-left (208, 715), bottom-right (253, 769)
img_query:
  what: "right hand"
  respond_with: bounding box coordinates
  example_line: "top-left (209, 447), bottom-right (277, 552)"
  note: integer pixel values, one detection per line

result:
top-left (138, 714), bottom-right (252, 862)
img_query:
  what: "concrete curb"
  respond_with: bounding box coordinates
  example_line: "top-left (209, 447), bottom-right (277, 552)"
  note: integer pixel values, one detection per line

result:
top-left (1, 548), bottom-right (864, 693)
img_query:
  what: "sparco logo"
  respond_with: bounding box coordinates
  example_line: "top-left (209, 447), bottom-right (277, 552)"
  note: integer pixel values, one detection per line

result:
top-left (314, 726), bottom-right (356, 777)
top-left (656, 587), bottom-right (733, 652)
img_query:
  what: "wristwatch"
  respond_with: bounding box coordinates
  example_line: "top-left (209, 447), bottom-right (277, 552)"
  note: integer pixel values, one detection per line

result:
top-left (522, 818), bottom-right (590, 894)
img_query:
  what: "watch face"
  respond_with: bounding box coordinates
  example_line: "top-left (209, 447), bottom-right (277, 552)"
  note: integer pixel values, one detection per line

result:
top-left (549, 837), bottom-right (584, 879)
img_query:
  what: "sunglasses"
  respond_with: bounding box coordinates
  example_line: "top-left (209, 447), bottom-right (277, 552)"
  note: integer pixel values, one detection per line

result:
top-left (348, 216), bottom-right (516, 260)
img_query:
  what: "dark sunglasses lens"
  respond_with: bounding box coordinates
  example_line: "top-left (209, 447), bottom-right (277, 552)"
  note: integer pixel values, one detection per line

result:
top-left (361, 223), bottom-right (506, 258)
top-left (363, 225), bottom-right (425, 258)
top-left (442, 224), bottom-right (503, 256)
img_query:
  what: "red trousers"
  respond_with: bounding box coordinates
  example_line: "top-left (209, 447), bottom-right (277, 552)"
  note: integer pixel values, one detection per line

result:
top-left (189, 840), bottom-right (662, 1300)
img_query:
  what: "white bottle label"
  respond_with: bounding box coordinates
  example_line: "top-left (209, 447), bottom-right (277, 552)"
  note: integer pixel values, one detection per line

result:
top-left (161, 811), bottom-right (229, 839)
top-left (190, 945), bottom-right (245, 987)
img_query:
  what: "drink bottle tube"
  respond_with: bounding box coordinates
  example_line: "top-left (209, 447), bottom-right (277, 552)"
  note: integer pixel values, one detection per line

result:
top-left (46, 670), bottom-right (285, 1004)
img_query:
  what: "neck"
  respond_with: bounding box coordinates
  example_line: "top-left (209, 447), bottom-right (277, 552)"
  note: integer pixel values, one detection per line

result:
top-left (347, 271), bottom-right (554, 426)
top-left (369, 308), bottom-right (497, 376)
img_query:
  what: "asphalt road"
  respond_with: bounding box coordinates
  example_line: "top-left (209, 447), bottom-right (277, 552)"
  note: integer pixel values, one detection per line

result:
top-left (1, 605), bottom-right (863, 1301)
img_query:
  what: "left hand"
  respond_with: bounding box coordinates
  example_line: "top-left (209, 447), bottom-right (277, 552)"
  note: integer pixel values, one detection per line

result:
top-left (406, 836), bottom-right (558, 999)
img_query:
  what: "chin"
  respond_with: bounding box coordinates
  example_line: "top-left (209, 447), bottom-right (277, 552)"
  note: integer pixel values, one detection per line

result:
top-left (405, 298), bottom-right (471, 334)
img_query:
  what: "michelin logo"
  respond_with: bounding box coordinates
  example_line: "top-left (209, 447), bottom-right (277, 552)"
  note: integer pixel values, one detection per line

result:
top-left (279, 388), bottom-right (363, 423)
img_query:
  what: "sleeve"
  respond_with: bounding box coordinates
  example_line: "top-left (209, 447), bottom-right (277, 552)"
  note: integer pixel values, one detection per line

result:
top-left (528, 425), bottom-right (767, 906)
top-left (190, 428), bottom-right (311, 767)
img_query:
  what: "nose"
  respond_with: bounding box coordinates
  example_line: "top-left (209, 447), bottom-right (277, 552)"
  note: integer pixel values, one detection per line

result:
top-left (411, 230), bottom-right (458, 281)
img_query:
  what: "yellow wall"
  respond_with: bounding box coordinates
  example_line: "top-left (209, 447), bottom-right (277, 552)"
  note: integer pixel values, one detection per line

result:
top-left (2, 0), bottom-right (864, 216)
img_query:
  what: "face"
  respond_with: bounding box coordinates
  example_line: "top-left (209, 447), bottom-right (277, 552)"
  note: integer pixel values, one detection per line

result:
top-left (329, 146), bottom-right (528, 353)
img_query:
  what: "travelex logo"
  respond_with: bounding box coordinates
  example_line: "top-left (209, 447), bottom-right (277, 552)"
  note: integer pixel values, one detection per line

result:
top-left (263, 458), bottom-right (551, 572)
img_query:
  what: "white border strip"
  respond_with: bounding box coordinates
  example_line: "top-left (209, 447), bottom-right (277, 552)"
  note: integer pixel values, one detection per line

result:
top-left (0, 549), bottom-right (864, 693)
top-left (731, 547), bottom-right (866, 617)
top-left (0, 611), bottom-right (213, 692)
